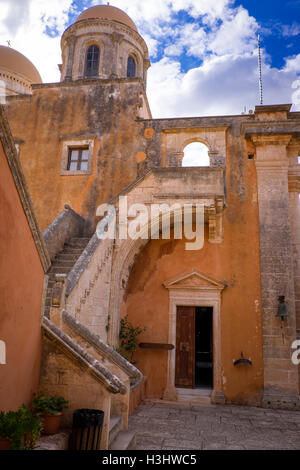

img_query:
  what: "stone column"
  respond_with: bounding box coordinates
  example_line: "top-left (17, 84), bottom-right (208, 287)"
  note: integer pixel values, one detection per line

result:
top-left (110, 33), bottom-right (124, 78)
top-left (64, 35), bottom-right (76, 82)
top-left (288, 162), bottom-right (300, 330)
top-left (253, 134), bottom-right (300, 408)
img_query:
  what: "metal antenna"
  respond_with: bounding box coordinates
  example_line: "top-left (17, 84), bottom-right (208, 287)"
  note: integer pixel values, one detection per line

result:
top-left (258, 34), bottom-right (263, 105)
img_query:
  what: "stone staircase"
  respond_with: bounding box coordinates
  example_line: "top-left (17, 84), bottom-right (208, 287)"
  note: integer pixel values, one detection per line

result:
top-left (44, 237), bottom-right (91, 317)
top-left (109, 415), bottom-right (136, 450)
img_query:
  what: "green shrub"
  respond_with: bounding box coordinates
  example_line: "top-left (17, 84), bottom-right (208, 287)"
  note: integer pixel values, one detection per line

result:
top-left (31, 395), bottom-right (69, 415)
top-left (118, 315), bottom-right (146, 362)
top-left (0, 405), bottom-right (42, 450)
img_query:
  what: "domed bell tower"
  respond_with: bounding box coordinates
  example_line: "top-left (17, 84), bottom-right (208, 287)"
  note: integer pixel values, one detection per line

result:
top-left (60, 5), bottom-right (150, 89)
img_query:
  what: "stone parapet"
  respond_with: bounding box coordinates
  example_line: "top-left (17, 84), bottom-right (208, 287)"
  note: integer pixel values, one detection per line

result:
top-left (43, 205), bottom-right (86, 262)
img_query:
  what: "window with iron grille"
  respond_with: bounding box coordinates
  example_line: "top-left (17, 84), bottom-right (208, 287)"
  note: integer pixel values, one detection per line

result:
top-left (127, 56), bottom-right (136, 78)
top-left (67, 147), bottom-right (89, 171)
top-left (85, 45), bottom-right (100, 77)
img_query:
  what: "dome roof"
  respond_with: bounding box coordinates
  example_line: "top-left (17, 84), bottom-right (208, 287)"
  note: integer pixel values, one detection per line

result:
top-left (76, 5), bottom-right (138, 32)
top-left (0, 45), bottom-right (42, 84)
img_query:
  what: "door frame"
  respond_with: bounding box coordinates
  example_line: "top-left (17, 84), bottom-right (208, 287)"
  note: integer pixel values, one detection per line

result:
top-left (163, 270), bottom-right (226, 404)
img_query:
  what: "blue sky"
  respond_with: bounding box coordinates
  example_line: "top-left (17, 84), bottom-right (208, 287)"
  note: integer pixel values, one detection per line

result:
top-left (0, 0), bottom-right (299, 117)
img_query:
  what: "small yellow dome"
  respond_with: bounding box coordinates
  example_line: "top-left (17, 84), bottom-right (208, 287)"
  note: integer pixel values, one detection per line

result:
top-left (0, 45), bottom-right (42, 84)
top-left (76, 5), bottom-right (138, 32)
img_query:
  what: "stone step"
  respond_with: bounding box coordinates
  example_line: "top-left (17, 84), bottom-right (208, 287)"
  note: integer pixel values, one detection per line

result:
top-left (109, 415), bottom-right (122, 447)
top-left (61, 248), bottom-right (85, 255)
top-left (49, 266), bottom-right (73, 274)
top-left (109, 431), bottom-right (136, 451)
top-left (69, 237), bottom-right (90, 243)
top-left (54, 254), bottom-right (80, 262)
top-left (65, 241), bottom-right (89, 249)
top-left (176, 388), bottom-right (212, 405)
top-left (34, 431), bottom-right (71, 450)
top-left (52, 260), bottom-right (76, 268)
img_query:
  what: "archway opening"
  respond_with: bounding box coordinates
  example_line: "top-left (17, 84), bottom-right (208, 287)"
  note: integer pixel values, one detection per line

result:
top-left (182, 142), bottom-right (210, 167)
top-left (127, 56), bottom-right (136, 78)
top-left (85, 45), bottom-right (100, 77)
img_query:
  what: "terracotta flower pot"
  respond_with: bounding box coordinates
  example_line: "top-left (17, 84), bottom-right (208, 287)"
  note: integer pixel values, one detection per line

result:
top-left (41, 413), bottom-right (62, 435)
top-left (0, 437), bottom-right (11, 450)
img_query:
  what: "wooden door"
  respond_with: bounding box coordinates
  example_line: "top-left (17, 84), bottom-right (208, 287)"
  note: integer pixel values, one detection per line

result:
top-left (175, 306), bottom-right (195, 388)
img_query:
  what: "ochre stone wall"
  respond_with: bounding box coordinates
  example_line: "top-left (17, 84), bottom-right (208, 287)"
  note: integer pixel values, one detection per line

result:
top-left (5, 79), bottom-right (148, 232)
top-left (120, 115), bottom-right (264, 405)
top-left (39, 336), bottom-right (111, 449)
top-left (121, 226), bottom-right (263, 405)
top-left (0, 140), bottom-right (44, 411)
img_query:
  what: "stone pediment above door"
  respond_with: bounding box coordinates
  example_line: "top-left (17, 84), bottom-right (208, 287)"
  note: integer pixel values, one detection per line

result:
top-left (163, 269), bottom-right (226, 291)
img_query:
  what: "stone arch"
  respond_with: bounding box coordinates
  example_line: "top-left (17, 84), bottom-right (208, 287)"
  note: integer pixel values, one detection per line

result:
top-left (126, 54), bottom-right (137, 78)
top-left (107, 205), bottom-right (201, 346)
top-left (180, 137), bottom-right (210, 153)
top-left (77, 38), bottom-right (104, 79)
top-left (84, 44), bottom-right (101, 77)
top-left (182, 141), bottom-right (210, 167)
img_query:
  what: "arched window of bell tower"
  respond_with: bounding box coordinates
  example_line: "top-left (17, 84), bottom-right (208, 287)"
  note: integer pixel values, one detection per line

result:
top-left (127, 55), bottom-right (136, 78)
top-left (182, 142), bottom-right (210, 167)
top-left (85, 45), bottom-right (100, 78)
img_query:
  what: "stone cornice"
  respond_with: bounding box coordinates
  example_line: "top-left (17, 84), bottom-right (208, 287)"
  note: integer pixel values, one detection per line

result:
top-left (242, 120), bottom-right (300, 141)
top-left (163, 269), bottom-right (227, 291)
top-left (255, 104), bottom-right (292, 114)
top-left (0, 68), bottom-right (32, 90)
top-left (30, 76), bottom-right (144, 90)
top-left (42, 317), bottom-right (127, 394)
top-left (61, 18), bottom-right (149, 57)
top-left (250, 134), bottom-right (293, 147)
top-left (162, 126), bottom-right (229, 134)
top-left (0, 105), bottom-right (50, 272)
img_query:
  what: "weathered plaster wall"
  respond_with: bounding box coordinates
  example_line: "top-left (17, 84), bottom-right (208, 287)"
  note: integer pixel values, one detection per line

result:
top-left (5, 79), bottom-right (148, 231)
top-left (0, 140), bottom-right (44, 411)
top-left (39, 336), bottom-right (111, 449)
top-left (119, 116), bottom-right (264, 405)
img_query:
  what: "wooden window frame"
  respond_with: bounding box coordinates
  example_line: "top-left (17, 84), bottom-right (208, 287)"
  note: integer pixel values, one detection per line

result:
top-left (67, 147), bottom-right (89, 171)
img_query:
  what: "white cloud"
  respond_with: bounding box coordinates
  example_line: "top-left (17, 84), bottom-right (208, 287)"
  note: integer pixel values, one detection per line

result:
top-left (281, 23), bottom-right (300, 37)
top-left (0, 0), bottom-right (74, 82)
top-left (0, 0), bottom-right (299, 118)
top-left (208, 7), bottom-right (258, 56)
top-left (147, 52), bottom-right (300, 117)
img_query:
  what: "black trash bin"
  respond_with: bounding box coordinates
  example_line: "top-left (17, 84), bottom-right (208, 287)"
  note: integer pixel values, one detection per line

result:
top-left (70, 409), bottom-right (104, 450)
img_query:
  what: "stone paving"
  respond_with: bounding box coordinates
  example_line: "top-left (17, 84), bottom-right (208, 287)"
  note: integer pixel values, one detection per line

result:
top-left (128, 401), bottom-right (300, 450)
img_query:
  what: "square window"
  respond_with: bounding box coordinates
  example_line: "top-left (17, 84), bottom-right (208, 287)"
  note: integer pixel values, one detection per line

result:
top-left (61, 139), bottom-right (94, 176)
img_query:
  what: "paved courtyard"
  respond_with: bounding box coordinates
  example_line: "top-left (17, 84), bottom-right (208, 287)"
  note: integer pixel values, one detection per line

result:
top-left (128, 401), bottom-right (300, 450)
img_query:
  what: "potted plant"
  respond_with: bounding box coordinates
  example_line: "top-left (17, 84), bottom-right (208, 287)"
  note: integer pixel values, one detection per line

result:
top-left (31, 395), bottom-right (69, 435)
top-left (118, 315), bottom-right (146, 363)
top-left (0, 405), bottom-right (42, 450)
top-left (0, 410), bottom-right (15, 450)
